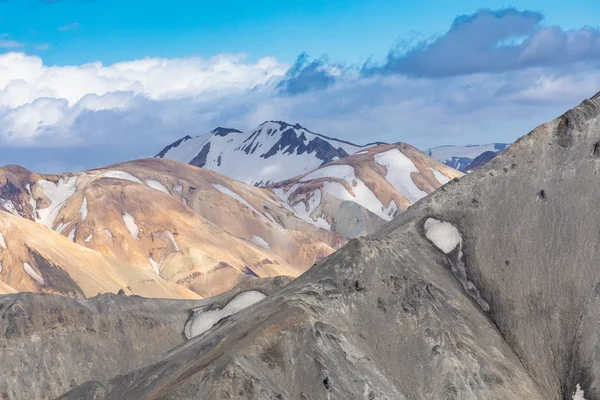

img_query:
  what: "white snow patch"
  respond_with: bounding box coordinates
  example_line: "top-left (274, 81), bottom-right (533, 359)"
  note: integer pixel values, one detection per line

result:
top-left (573, 384), bottom-right (587, 400)
top-left (122, 213), bottom-right (139, 240)
top-left (184, 291), bottom-right (267, 339)
top-left (146, 179), bottom-right (170, 194)
top-left (0, 262), bottom-right (2, 273)
top-left (105, 229), bottom-right (113, 238)
top-left (212, 183), bottom-right (262, 216)
top-left (424, 218), bottom-right (462, 253)
top-left (292, 189), bottom-right (331, 230)
top-left (149, 257), bottom-right (160, 275)
top-left (0, 233), bottom-right (6, 250)
top-left (429, 168), bottom-right (451, 185)
top-left (249, 235), bottom-right (271, 249)
top-left (301, 165), bottom-right (355, 183)
top-left (375, 149), bottom-right (427, 203)
top-left (173, 184), bottom-right (183, 194)
top-left (0, 199), bottom-right (19, 216)
top-left (84, 233), bottom-right (93, 242)
top-left (23, 262), bottom-right (44, 285)
top-left (79, 196), bottom-right (88, 221)
top-left (96, 171), bottom-right (143, 184)
top-left (164, 230), bottom-right (180, 251)
top-left (37, 177), bottom-right (78, 228)
top-left (67, 229), bottom-right (76, 242)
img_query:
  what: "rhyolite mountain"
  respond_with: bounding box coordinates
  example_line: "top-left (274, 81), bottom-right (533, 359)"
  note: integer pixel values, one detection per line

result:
top-left (271, 142), bottom-right (461, 238)
top-left (426, 143), bottom-right (510, 171)
top-left (0, 159), bottom-right (340, 298)
top-left (155, 121), bottom-right (386, 186)
top-left (22, 94), bottom-right (600, 399)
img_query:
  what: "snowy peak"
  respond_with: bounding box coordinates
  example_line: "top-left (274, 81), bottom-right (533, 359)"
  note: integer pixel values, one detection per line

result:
top-left (211, 127), bottom-right (243, 137)
top-left (156, 121), bottom-right (387, 186)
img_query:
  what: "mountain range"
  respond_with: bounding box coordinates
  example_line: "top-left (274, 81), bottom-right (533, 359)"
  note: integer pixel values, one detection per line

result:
top-left (0, 128), bottom-right (459, 300)
top-left (1, 93), bottom-right (598, 399)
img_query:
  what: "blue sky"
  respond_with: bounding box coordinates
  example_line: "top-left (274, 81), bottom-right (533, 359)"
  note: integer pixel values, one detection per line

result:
top-left (1, 1), bottom-right (600, 172)
top-left (2, 0), bottom-right (599, 65)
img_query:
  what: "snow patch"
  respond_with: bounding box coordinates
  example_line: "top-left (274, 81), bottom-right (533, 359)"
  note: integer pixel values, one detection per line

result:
top-left (146, 179), bottom-right (170, 194)
top-left (173, 184), bottom-right (183, 194)
top-left (184, 291), bottom-right (267, 339)
top-left (122, 213), bottom-right (139, 240)
top-left (213, 183), bottom-right (262, 216)
top-left (79, 196), bottom-right (88, 221)
top-left (67, 229), bottom-right (76, 242)
top-left (0, 199), bottom-right (19, 216)
top-left (104, 229), bottom-right (113, 238)
top-left (23, 262), bottom-right (44, 285)
top-left (375, 149), bottom-right (427, 203)
top-left (424, 218), bottom-right (462, 253)
top-left (96, 171), bottom-right (143, 184)
top-left (84, 233), bottom-right (93, 243)
top-left (37, 177), bottom-right (78, 228)
top-left (573, 384), bottom-right (587, 400)
top-left (164, 230), bottom-right (180, 251)
top-left (301, 165), bottom-right (355, 183)
top-left (292, 189), bottom-right (331, 230)
top-left (149, 257), bottom-right (160, 275)
top-left (425, 218), bottom-right (490, 312)
top-left (249, 235), bottom-right (271, 249)
top-left (0, 233), bottom-right (6, 250)
top-left (429, 168), bottom-right (451, 185)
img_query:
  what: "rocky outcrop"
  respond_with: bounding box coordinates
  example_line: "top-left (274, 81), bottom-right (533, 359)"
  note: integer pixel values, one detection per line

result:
top-left (0, 277), bottom-right (289, 400)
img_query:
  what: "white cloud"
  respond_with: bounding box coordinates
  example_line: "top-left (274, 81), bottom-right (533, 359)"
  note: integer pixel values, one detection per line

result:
top-left (0, 49), bottom-right (598, 174)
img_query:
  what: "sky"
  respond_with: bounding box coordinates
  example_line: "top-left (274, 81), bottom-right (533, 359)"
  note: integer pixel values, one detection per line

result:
top-left (1, 0), bottom-right (600, 172)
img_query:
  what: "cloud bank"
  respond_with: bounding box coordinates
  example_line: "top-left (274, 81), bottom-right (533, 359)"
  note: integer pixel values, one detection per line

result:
top-left (0, 8), bottom-right (599, 173)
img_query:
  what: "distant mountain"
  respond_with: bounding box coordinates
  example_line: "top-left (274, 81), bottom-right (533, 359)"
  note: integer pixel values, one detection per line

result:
top-left (426, 143), bottom-right (510, 171)
top-left (271, 143), bottom-right (462, 238)
top-left (156, 121), bottom-right (386, 186)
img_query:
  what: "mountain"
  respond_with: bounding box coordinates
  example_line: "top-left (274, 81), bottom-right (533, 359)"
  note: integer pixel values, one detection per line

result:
top-left (53, 93), bottom-right (600, 399)
top-left (271, 142), bottom-right (462, 238)
top-left (426, 143), bottom-right (510, 171)
top-left (0, 146), bottom-right (458, 299)
top-left (0, 159), bottom-right (340, 298)
top-left (0, 209), bottom-right (198, 299)
top-left (155, 121), bottom-right (386, 186)
top-left (0, 276), bottom-right (290, 399)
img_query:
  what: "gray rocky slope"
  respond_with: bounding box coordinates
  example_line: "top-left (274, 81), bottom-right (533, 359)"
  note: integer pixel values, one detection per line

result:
top-left (0, 277), bottom-right (290, 399)
top-left (55, 95), bottom-right (600, 399)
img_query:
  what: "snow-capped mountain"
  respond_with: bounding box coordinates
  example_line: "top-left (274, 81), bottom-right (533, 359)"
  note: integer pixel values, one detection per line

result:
top-left (426, 143), bottom-right (510, 171)
top-left (156, 121), bottom-right (386, 186)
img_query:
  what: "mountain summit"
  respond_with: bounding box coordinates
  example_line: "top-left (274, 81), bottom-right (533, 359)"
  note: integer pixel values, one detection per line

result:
top-left (156, 121), bottom-right (386, 186)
